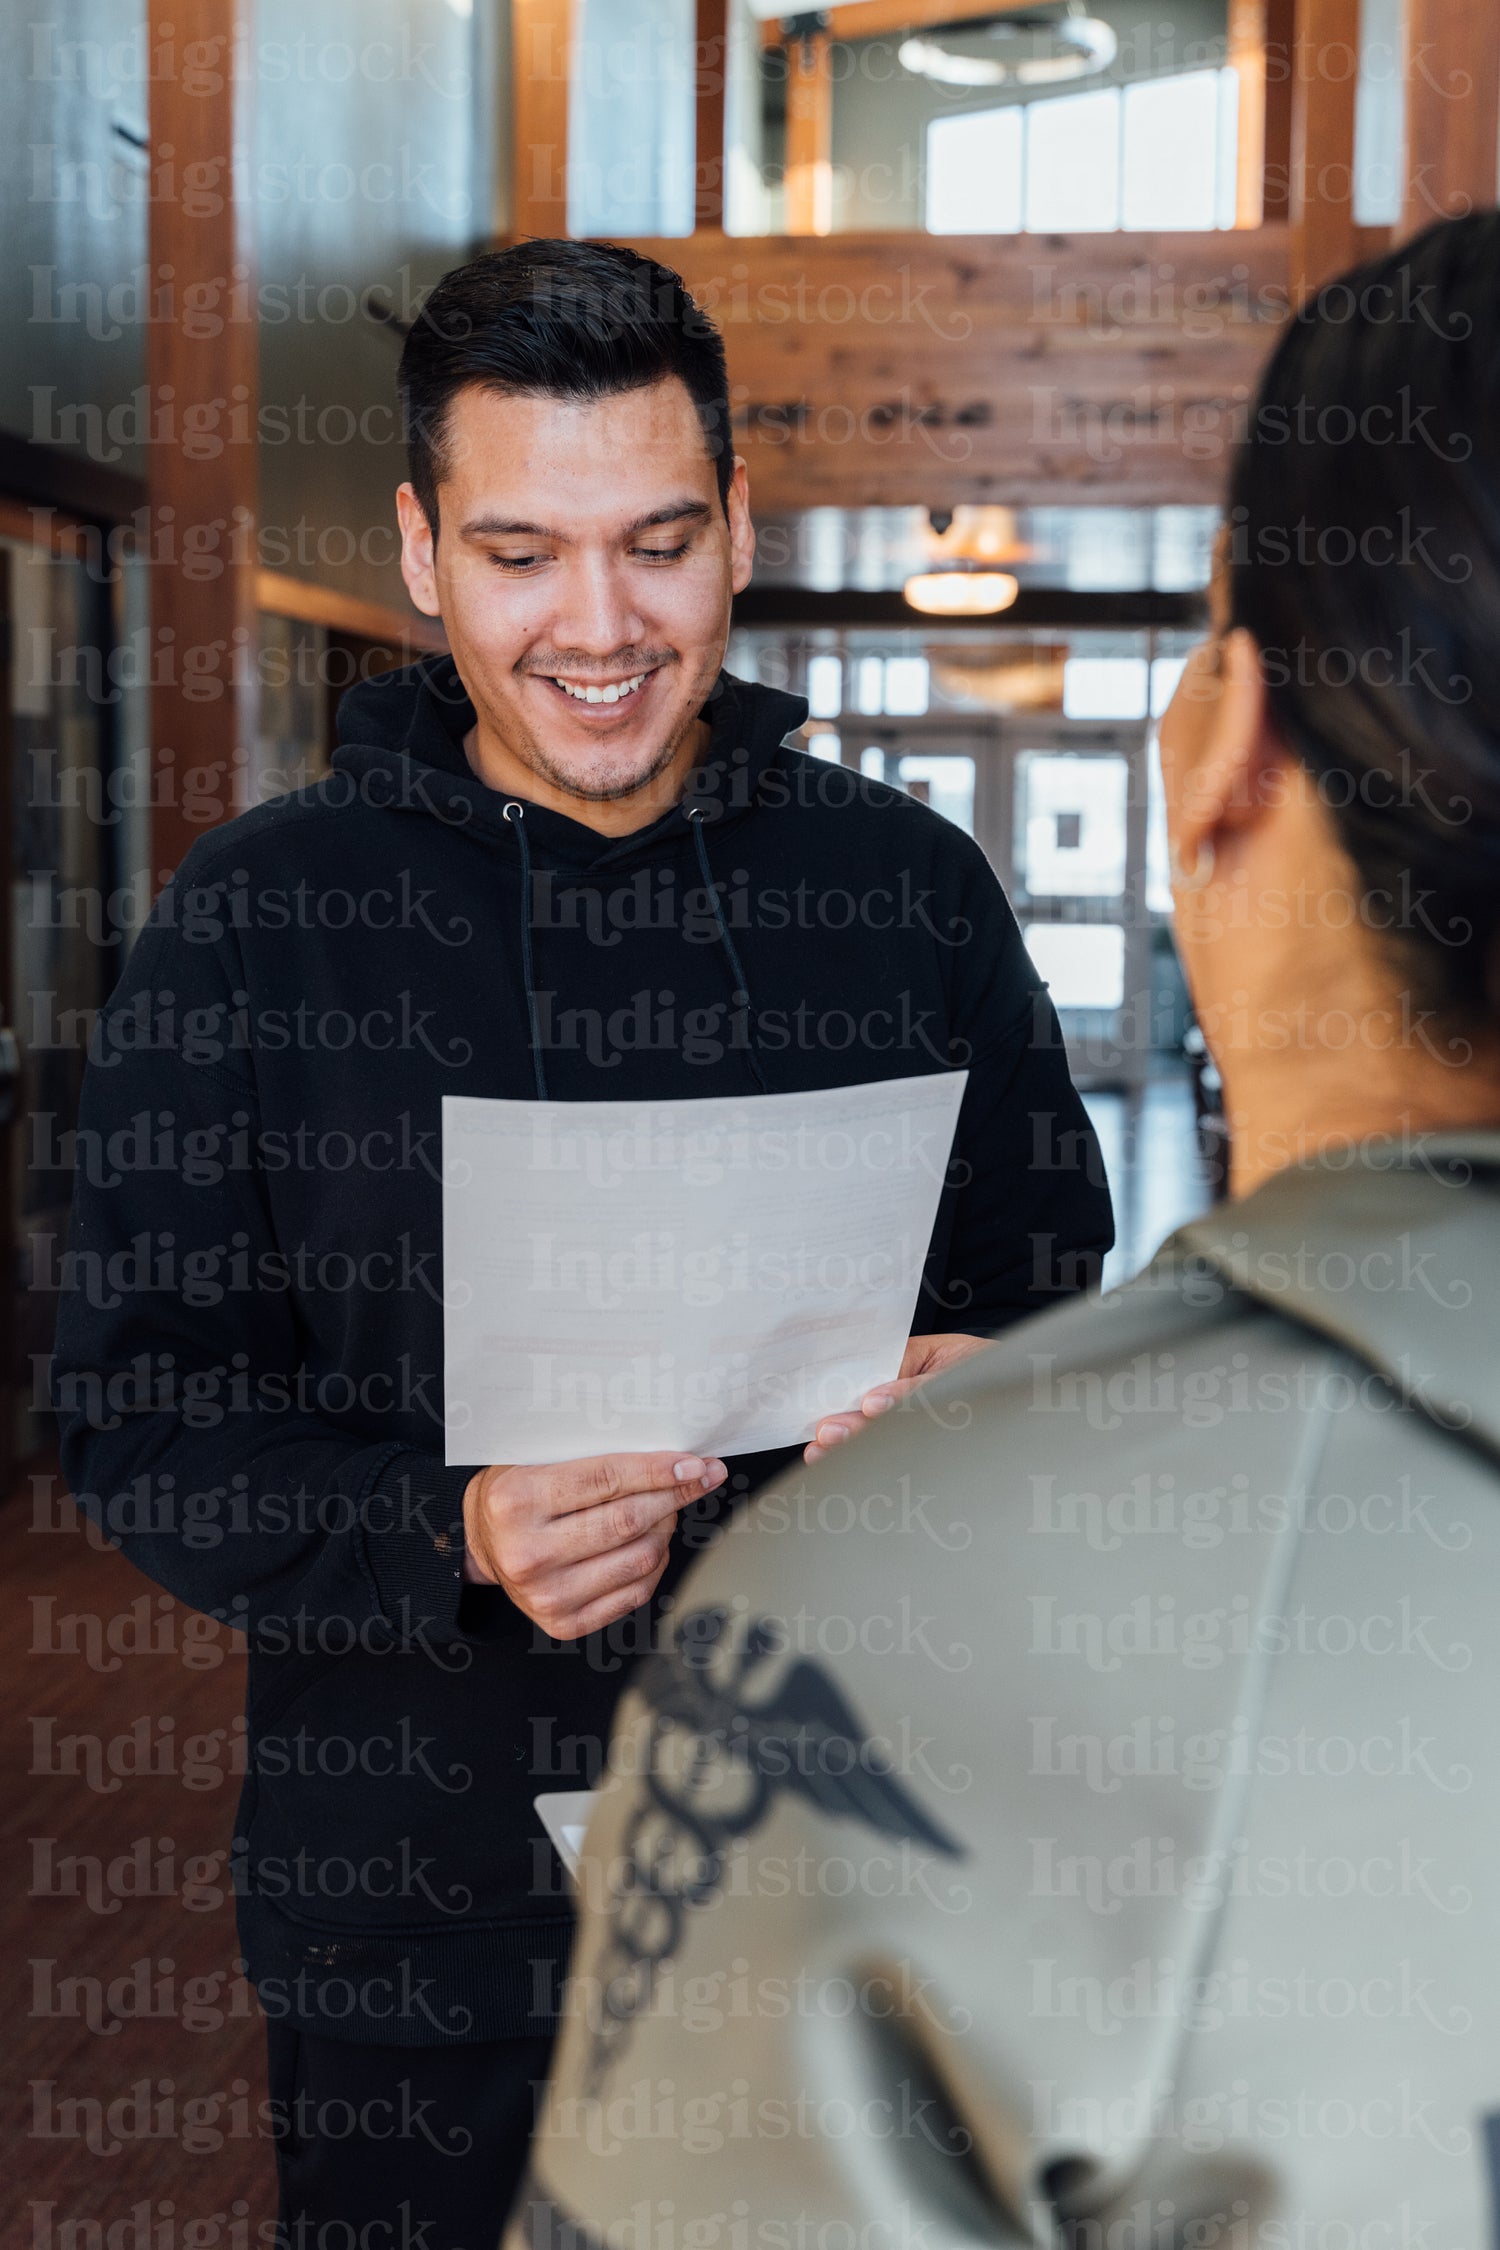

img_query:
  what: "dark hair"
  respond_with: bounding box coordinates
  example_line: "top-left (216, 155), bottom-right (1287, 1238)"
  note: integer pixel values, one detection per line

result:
top-left (1228, 209), bottom-right (1500, 1024)
top-left (396, 238), bottom-right (733, 535)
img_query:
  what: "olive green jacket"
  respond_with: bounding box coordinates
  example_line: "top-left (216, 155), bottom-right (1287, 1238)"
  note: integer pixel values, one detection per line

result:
top-left (512, 1136), bottom-right (1500, 2246)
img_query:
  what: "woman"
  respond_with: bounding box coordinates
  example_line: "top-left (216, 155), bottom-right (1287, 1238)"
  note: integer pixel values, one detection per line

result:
top-left (511, 214), bottom-right (1500, 2241)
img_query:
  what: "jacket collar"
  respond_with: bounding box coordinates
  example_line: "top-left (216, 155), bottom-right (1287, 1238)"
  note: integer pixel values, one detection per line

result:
top-left (1158, 1132), bottom-right (1500, 1459)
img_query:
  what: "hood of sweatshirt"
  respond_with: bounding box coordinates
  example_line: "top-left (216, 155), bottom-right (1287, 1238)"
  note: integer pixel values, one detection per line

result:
top-left (330, 653), bottom-right (811, 1100)
top-left (331, 652), bottom-right (810, 870)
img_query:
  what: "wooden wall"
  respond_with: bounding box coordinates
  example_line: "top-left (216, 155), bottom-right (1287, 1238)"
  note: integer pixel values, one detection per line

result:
top-left (628, 226), bottom-right (1291, 509)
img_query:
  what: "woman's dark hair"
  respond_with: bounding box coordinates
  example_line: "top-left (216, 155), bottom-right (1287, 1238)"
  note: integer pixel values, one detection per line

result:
top-left (1228, 209), bottom-right (1500, 1023)
top-left (397, 238), bottom-right (732, 534)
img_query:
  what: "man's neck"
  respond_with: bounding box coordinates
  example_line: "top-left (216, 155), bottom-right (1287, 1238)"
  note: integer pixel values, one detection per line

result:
top-left (460, 713), bottom-right (711, 838)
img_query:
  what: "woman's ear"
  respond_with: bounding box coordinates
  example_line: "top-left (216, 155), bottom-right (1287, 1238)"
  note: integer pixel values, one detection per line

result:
top-left (1175, 627), bottom-right (1279, 863)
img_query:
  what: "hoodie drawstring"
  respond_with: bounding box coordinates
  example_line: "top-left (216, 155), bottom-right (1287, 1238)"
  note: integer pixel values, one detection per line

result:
top-left (502, 802), bottom-right (549, 1101)
top-left (502, 798), bottom-right (769, 1102)
top-left (685, 807), bottom-right (769, 1095)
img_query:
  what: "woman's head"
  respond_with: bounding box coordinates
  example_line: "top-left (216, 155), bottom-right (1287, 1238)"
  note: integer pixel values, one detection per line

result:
top-left (1159, 212), bottom-right (1500, 1182)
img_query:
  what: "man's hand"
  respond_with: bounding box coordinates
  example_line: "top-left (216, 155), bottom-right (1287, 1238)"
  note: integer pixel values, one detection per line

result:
top-left (802, 1333), bottom-right (994, 1463)
top-left (460, 1451), bottom-right (727, 1641)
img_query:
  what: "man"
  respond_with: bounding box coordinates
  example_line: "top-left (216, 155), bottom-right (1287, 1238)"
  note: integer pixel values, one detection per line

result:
top-left (52, 239), bottom-right (1111, 2243)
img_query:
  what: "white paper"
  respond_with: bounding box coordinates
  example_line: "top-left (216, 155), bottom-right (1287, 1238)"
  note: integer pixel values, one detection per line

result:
top-left (441, 1069), bottom-right (968, 1465)
top-left (534, 1791), bottom-right (596, 1882)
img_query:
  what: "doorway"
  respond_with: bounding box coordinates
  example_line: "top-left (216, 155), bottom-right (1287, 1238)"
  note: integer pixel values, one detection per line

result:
top-left (829, 709), bottom-right (1156, 1089)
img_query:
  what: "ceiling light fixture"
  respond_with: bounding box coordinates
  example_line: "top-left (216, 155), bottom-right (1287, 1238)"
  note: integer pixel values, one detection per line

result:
top-left (902, 566), bottom-right (1020, 617)
top-left (899, 5), bottom-right (1116, 89)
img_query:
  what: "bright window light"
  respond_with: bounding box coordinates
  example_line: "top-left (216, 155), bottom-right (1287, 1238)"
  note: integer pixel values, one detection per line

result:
top-left (855, 655), bottom-right (886, 715)
top-left (1025, 87), bottom-right (1120, 233)
top-left (895, 754), bottom-right (976, 834)
top-left (1149, 654), bottom-right (1188, 716)
top-left (883, 656), bottom-right (931, 715)
top-left (926, 104), bottom-right (1023, 235)
top-left (926, 68), bottom-right (1239, 237)
top-left (1063, 655), bottom-right (1149, 719)
top-left (860, 746), bottom-right (886, 780)
top-left (806, 652), bottom-right (842, 717)
top-left (807, 731), bottom-right (842, 763)
top-left (1146, 741), bottom-right (1173, 915)
top-left (1023, 922), bottom-right (1126, 1010)
top-left (1122, 70), bottom-right (1219, 230)
top-left (1019, 752), bottom-right (1129, 897)
top-left (1214, 64), bottom-right (1239, 228)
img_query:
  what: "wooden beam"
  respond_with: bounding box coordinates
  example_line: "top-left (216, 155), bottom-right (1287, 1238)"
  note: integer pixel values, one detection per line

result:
top-left (1230, 0), bottom-right (1296, 224)
top-left (256, 572), bottom-right (448, 655)
top-left (628, 228), bottom-right (1289, 509)
top-left (760, 0), bottom-right (1063, 47)
top-left (734, 586), bottom-right (1205, 628)
top-left (1262, 0), bottom-right (1296, 222)
top-left (513, 0), bottom-right (572, 238)
top-left (1288, 0), bottom-right (1360, 299)
top-left (784, 30), bottom-right (833, 235)
top-left (1401, 0), bottom-right (1500, 236)
top-left (1230, 0), bottom-right (1269, 225)
top-left (695, 0), bottom-right (729, 229)
top-left (147, 0), bottom-right (259, 879)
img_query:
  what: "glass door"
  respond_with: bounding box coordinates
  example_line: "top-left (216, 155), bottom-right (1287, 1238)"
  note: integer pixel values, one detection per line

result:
top-left (830, 715), bottom-right (1004, 860)
top-left (1003, 717), bottom-right (1151, 1086)
top-left (809, 698), bottom-right (1153, 1088)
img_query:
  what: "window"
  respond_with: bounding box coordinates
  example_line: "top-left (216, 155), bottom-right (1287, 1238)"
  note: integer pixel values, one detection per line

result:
top-left (926, 69), bottom-right (1238, 236)
top-left (1018, 752), bottom-right (1129, 898)
top-left (1022, 923), bottom-right (1126, 1010)
top-left (883, 657), bottom-right (931, 715)
top-left (1146, 741), bottom-right (1173, 915)
top-left (823, 654), bottom-right (932, 718)
top-left (1026, 87), bottom-right (1121, 232)
top-left (892, 754), bottom-right (976, 835)
top-left (806, 653), bottom-right (842, 718)
top-left (1120, 70), bottom-right (1237, 231)
top-left (926, 105), bottom-right (1023, 235)
top-left (807, 731), bottom-right (843, 763)
top-left (1063, 656), bottom-right (1148, 721)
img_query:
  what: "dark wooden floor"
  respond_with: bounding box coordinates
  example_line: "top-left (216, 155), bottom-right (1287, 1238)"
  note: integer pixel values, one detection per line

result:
top-left (5, 1466), bottom-right (278, 2234)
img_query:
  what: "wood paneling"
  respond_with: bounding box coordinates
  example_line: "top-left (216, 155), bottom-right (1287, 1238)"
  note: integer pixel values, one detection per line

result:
top-left (146, 0), bottom-right (259, 878)
top-left (1288, 0), bottom-right (1361, 298)
top-left (513, 0), bottom-right (574, 238)
top-left (1231, 0), bottom-right (1297, 225)
top-left (256, 571), bottom-right (447, 655)
top-left (784, 33), bottom-right (834, 236)
top-left (695, 0), bottom-right (729, 229)
top-left (1401, 0), bottom-right (1500, 236)
top-left (634, 228), bottom-right (1290, 509)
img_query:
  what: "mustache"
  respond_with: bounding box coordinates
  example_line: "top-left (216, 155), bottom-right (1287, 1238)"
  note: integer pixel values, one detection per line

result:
top-left (519, 649), bottom-right (677, 678)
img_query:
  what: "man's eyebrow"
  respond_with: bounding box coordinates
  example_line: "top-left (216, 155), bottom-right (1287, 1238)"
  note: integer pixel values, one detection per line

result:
top-left (623, 500), bottom-right (713, 536)
top-left (457, 500), bottom-right (713, 542)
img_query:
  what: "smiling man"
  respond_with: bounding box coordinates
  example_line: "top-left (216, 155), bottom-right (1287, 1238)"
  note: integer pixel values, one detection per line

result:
top-left (52, 240), bottom-right (1112, 2246)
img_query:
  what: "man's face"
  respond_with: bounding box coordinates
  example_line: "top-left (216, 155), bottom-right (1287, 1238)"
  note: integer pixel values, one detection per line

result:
top-left (397, 375), bottom-right (755, 804)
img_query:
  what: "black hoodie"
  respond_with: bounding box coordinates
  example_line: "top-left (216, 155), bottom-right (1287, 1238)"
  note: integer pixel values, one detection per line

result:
top-left (53, 659), bottom-right (1113, 2045)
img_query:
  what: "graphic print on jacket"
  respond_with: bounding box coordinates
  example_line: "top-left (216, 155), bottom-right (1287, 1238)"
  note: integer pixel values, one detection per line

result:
top-left (580, 1604), bottom-right (964, 2089)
